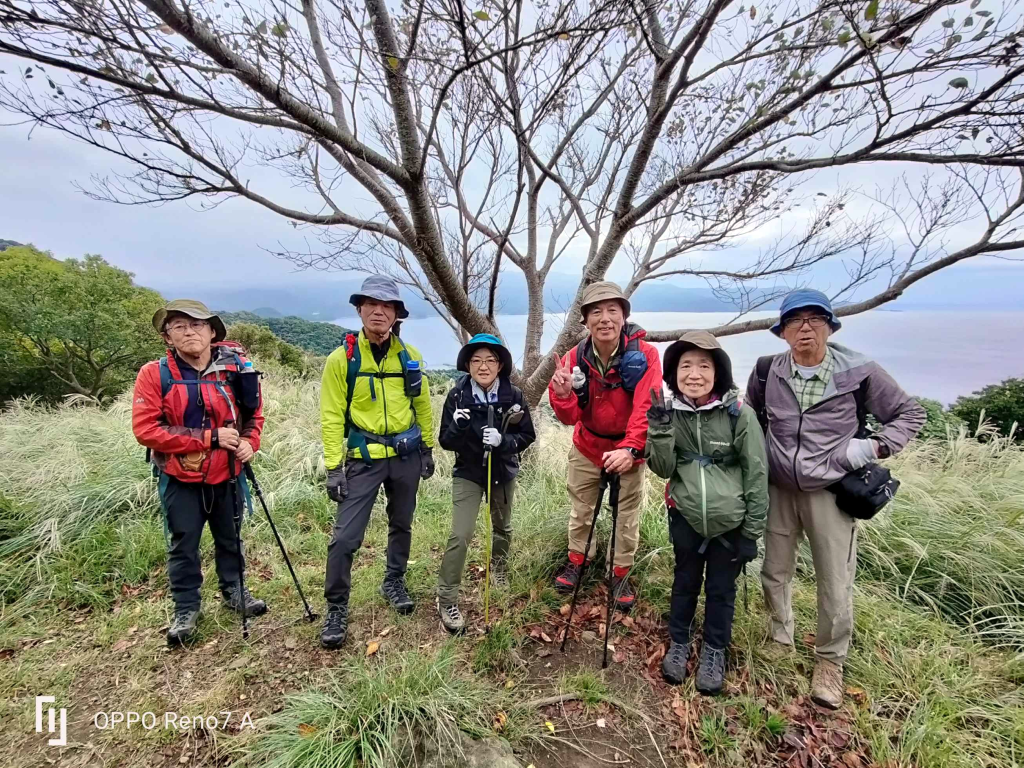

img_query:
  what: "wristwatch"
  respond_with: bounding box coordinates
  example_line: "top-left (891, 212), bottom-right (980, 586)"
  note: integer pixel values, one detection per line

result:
top-left (626, 447), bottom-right (642, 460)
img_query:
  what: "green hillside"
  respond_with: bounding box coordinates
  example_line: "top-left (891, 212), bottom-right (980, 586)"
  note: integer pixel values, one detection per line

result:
top-left (220, 311), bottom-right (351, 355)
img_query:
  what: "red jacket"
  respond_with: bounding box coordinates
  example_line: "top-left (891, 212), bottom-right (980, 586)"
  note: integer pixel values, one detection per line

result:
top-left (132, 344), bottom-right (264, 485)
top-left (548, 324), bottom-right (662, 468)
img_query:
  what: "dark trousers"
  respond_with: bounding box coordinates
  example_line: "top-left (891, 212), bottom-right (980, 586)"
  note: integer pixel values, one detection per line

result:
top-left (668, 512), bottom-right (744, 649)
top-left (159, 475), bottom-right (242, 611)
top-left (324, 453), bottom-right (422, 606)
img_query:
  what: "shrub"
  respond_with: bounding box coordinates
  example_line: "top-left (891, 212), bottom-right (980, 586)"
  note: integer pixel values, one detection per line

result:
top-left (950, 378), bottom-right (1024, 442)
top-left (226, 322), bottom-right (318, 377)
top-left (915, 397), bottom-right (966, 441)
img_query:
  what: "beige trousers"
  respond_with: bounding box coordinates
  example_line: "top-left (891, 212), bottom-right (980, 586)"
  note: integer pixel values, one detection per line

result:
top-left (566, 445), bottom-right (644, 568)
top-left (760, 484), bottom-right (857, 663)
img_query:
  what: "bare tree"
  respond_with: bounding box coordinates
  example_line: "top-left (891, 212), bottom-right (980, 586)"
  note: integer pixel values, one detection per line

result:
top-left (2, 0), bottom-right (1022, 403)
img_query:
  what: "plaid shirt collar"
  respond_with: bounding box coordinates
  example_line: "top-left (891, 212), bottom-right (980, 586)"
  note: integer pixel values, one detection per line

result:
top-left (789, 346), bottom-right (835, 410)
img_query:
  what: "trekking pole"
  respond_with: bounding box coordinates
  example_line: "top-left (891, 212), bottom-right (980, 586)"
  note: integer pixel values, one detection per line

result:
top-left (483, 405), bottom-right (495, 629)
top-left (244, 465), bottom-right (319, 623)
top-left (225, 421), bottom-right (249, 641)
top-left (602, 473), bottom-right (621, 669)
top-left (560, 470), bottom-right (609, 652)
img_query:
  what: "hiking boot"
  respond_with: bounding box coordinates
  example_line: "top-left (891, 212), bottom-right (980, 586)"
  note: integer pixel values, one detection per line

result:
top-left (661, 641), bottom-right (691, 685)
top-left (223, 584), bottom-right (268, 617)
top-left (612, 569), bottom-right (635, 612)
top-left (554, 554), bottom-right (586, 593)
top-left (695, 644), bottom-right (727, 695)
top-left (437, 599), bottom-right (466, 634)
top-left (320, 603), bottom-right (349, 649)
top-left (166, 608), bottom-right (200, 647)
top-left (380, 577), bottom-right (415, 615)
top-left (490, 565), bottom-right (510, 590)
top-left (811, 658), bottom-right (844, 710)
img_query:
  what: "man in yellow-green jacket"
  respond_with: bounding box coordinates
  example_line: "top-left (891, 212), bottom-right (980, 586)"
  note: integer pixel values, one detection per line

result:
top-left (319, 275), bottom-right (435, 649)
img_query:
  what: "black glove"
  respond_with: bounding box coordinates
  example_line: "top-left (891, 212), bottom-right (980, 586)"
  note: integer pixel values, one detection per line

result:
top-left (736, 535), bottom-right (759, 563)
top-left (647, 387), bottom-right (672, 428)
top-left (420, 446), bottom-right (435, 480)
top-left (326, 464), bottom-right (348, 503)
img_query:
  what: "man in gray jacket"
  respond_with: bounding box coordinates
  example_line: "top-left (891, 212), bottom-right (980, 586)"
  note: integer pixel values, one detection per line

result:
top-left (746, 289), bottom-right (925, 710)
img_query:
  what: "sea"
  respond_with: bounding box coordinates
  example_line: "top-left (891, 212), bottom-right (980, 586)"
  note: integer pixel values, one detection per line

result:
top-left (332, 310), bottom-right (1024, 405)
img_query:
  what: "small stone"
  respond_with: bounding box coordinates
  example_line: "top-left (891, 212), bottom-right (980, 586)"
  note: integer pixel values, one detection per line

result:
top-left (582, 631), bottom-right (597, 642)
top-left (284, 638), bottom-right (297, 650)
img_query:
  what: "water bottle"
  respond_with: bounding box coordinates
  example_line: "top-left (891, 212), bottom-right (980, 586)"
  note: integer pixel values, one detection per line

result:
top-left (571, 365), bottom-right (586, 392)
top-left (243, 360), bottom-right (253, 372)
top-left (405, 359), bottom-right (422, 397)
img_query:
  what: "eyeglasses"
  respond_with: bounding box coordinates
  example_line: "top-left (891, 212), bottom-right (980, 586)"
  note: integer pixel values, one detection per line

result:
top-left (782, 315), bottom-right (829, 330)
top-left (470, 358), bottom-right (499, 368)
top-left (166, 319), bottom-right (210, 334)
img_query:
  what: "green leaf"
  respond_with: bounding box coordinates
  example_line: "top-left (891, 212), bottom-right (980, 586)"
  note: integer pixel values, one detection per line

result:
top-left (963, 15), bottom-right (973, 26)
top-left (837, 30), bottom-right (851, 46)
top-left (145, 72), bottom-right (157, 84)
top-left (945, 33), bottom-right (961, 49)
top-left (970, 0), bottom-right (980, 7)
top-left (749, 5), bottom-right (756, 18)
top-left (271, 22), bottom-right (288, 37)
top-left (976, 10), bottom-right (991, 17)
top-left (387, 56), bottom-right (400, 70)
top-left (972, 126), bottom-right (980, 139)
top-left (941, 18), bottom-right (954, 28)
top-left (948, 76), bottom-right (969, 89)
top-left (256, 20), bottom-right (268, 34)
top-left (472, 10), bottom-right (490, 21)
top-left (864, 0), bottom-right (879, 22)
top-left (821, 17), bottom-right (834, 31)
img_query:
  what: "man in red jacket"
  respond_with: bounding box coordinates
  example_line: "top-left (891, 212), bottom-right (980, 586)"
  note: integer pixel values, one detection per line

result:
top-left (132, 300), bottom-right (267, 646)
top-left (548, 282), bottom-right (662, 610)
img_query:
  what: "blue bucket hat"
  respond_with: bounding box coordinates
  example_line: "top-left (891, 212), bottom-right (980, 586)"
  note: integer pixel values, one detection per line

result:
top-left (770, 288), bottom-right (842, 337)
top-left (349, 275), bottom-right (409, 319)
top-left (457, 333), bottom-right (513, 374)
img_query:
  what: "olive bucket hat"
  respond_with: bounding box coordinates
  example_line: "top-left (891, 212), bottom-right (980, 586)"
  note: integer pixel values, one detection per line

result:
top-left (579, 281), bottom-right (631, 321)
top-left (456, 333), bottom-right (513, 374)
top-left (152, 299), bottom-right (227, 342)
top-left (662, 330), bottom-right (736, 399)
top-left (349, 275), bottom-right (410, 319)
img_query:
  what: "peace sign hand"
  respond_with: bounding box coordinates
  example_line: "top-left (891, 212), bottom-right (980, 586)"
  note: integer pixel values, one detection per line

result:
top-left (647, 387), bottom-right (672, 428)
top-left (550, 356), bottom-right (572, 398)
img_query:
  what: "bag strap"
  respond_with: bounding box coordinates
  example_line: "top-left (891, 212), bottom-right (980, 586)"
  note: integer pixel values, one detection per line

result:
top-left (853, 377), bottom-right (870, 439)
top-left (753, 354), bottom-right (777, 434)
top-left (343, 333), bottom-right (413, 439)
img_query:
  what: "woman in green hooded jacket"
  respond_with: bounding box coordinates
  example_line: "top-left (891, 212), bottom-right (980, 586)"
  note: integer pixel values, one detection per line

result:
top-left (646, 331), bottom-right (768, 694)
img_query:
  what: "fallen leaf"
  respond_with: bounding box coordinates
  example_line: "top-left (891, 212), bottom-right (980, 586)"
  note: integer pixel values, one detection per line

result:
top-left (284, 637), bottom-right (297, 650)
top-left (841, 754), bottom-right (862, 768)
top-left (613, 650), bottom-right (627, 664)
top-left (596, 718), bottom-right (607, 728)
top-left (112, 639), bottom-right (130, 652)
top-left (127, 626), bottom-right (138, 635)
top-left (536, 648), bottom-right (552, 658)
top-left (298, 723), bottom-right (317, 737)
top-left (540, 632), bottom-right (552, 643)
top-left (544, 721), bottom-right (555, 734)
top-left (239, 694), bottom-right (247, 701)
top-left (801, 633), bottom-right (816, 647)
top-left (493, 711), bottom-right (508, 732)
top-left (366, 641), bottom-right (380, 656)
top-left (559, 604), bottom-right (571, 617)
top-left (505, 679), bottom-right (515, 689)
top-left (380, 627), bottom-right (393, 638)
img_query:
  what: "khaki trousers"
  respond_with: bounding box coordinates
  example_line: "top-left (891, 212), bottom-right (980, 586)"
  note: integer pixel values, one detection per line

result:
top-left (566, 445), bottom-right (643, 568)
top-left (760, 484), bottom-right (857, 663)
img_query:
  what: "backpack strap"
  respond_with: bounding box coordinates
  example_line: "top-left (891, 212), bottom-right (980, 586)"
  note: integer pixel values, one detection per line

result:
top-left (853, 377), bottom-right (870, 439)
top-left (753, 354), bottom-right (778, 434)
top-left (343, 333), bottom-right (413, 440)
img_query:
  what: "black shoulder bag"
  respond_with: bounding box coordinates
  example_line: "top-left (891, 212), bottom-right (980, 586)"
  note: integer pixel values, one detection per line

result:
top-left (827, 379), bottom-right (900, 520)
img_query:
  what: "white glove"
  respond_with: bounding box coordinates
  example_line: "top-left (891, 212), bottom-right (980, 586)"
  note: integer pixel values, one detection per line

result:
top-left (845, 438), bottom-right (878, 471)
top-left (453, 408), bottom-right (471, 424)
top-left (482, 427), bottom-right (502, 448)
top-left (571, 365), bottom-right (586, 390)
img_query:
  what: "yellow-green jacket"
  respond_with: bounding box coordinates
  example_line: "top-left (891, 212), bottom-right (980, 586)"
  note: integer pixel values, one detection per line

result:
top-left (321, 332), bottom-right (434, 468)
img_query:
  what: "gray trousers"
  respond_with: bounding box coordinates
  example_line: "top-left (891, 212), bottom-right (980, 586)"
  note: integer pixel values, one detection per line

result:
top-left (437, 476), bottom-right (515, 605)
top-left (324, 453), bottom-right (422, 606)
top-left (760, 484), bottom-right (857, 663)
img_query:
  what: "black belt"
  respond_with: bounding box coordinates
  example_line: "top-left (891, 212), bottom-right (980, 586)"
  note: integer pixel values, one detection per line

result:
top-left (583, 424), bottom-right (626, 441)
top-left (682, 451), bottom-right (738, 468)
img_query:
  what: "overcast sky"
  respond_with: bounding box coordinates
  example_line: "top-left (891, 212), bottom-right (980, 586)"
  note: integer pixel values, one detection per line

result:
top-left (2, 105), bottom-right (1022, 312)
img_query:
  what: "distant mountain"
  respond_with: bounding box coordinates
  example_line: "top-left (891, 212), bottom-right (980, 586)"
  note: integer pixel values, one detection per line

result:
top-left (0, 238), bottom-right (23, 251)
top-left (154, 271), bottom-right (748, 321)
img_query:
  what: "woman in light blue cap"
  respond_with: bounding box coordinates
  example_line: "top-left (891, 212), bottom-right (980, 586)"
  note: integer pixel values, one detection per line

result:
top-left (434, 334), bottom-right (536, 632)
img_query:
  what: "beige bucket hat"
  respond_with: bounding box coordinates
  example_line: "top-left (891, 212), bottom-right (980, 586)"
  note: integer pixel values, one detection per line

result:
top-left (579, 281), bottom-right (631, 320)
